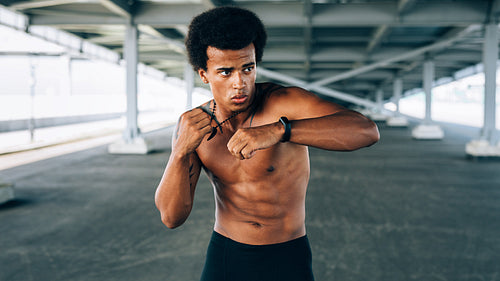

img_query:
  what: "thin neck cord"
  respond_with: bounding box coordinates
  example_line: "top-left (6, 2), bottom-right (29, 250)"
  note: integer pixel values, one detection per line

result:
top-left (206, 100), bottom-right (242, 141)
top-left (211, 100), bottom-right (242, 133)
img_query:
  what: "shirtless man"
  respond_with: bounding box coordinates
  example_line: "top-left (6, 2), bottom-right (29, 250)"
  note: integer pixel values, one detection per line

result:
top-left (155, 6), bottom-right (379, 281)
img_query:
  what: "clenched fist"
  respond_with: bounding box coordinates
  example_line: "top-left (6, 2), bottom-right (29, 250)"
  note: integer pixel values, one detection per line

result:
top-left (227, 121), bottom-right (284, 160)
top-left (173, 108), bottom-right (212, 156)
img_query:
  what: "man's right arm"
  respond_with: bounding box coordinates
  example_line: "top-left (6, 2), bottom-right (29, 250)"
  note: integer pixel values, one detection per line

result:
top-left (154, 108), bottom-right (212, 229)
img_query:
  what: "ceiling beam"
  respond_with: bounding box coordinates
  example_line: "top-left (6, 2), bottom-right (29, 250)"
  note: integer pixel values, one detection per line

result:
top-left (397, 0), bottom-right (417, 15)
top-left (258, 68), bottom-right (376, 108)
top-left (25, 2), bottom-right (490, 27)
top-left (265, 44), bottom-right (483, 65)
top-left (87, 34), bottom-right (123, 44)
top-left (310, 1), bottom-right (487, 27)
top-left (366, 25), bottom-right (389, 53)
top-left (0, 51), bottom-right (66, 56)
top-left (138, 25), bottom-right (185, 52)
top-left (308, 24), bottom-right (481, 87)
top-left (29, 9), bottom-right (127, 24)
top-left (137, 2), bottom-right (490, 27)
top-left (359, 0), bottom-right (441, 80)
top-left (99, 0), bottom-right (133, 18)
top-left (10, 0), bottom-right (97, 10)
top-left (6, 0), bottom-right (133, 17)
top-left (134, 4), bottom-right (205, 27)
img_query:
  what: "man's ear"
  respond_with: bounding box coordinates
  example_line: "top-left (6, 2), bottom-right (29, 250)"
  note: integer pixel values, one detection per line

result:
top-left (198, 69), bottom-right (209, 84)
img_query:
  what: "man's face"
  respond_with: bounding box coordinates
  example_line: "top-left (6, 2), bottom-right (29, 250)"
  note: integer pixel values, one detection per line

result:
top-left (198, 43), bottom-right (257, 114)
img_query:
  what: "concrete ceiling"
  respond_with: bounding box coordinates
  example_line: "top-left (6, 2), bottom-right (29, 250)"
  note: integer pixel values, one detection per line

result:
top-left (1, 0), bottom-right (499, 106)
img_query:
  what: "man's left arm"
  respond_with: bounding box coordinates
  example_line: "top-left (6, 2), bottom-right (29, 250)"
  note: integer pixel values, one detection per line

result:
top-left (227, 86), bottom-right (379, 159)
top-left (286, 109), bottom-right (379, 151)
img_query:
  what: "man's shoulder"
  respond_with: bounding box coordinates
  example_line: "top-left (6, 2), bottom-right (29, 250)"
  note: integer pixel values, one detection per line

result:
top-left (253, 83), bottom-right (310, 117)
top-left (256, 83), bottom-right (311, 105)
top-left (256, 82), bottom-right (342, 119)
top-left (256, 82), bottom-right (298, 104)
top-left (256, 82), bottom-right (286, 95)
top-left (188, 99), bottom-right (213, 117)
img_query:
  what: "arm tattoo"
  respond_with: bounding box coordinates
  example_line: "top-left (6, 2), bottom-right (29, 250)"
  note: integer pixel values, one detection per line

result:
top-left (189, 163), bottom-right (194, 177)
top-left (188, 163), bottom-right (194, 188)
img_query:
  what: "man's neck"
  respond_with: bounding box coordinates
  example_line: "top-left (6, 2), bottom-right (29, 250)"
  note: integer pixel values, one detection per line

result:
top-left (214, 84), bottom-right (260, 127)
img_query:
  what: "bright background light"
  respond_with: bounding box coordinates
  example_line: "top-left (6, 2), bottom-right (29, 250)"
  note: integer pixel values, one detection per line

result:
top-left (0, 23), bottom-right (211, 153)
top-left (398, 73), bottom-right (500, 128)
top-left (0, 24), bottom-right (210, 122)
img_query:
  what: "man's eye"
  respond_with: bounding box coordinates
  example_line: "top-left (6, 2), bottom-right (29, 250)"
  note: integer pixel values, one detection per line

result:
top-left (244, 66), bottom-right (254, 72)
top-left (220, 70), bottom-right (230, 76)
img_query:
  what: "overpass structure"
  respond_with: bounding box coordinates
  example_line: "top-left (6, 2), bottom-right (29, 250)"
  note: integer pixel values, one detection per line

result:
top-left (1, 1), bottom-right (500, 276)
top-left (0, 0), bottom-right (499, 155)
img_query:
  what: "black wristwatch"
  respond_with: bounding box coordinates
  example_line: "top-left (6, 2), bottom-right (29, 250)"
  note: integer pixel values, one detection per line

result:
top-left (279, 116), bottom-right (291, 142)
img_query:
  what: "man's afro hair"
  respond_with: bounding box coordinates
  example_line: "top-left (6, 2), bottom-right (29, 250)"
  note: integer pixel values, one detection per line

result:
top-left (185, 6), bottom-right (267, 71)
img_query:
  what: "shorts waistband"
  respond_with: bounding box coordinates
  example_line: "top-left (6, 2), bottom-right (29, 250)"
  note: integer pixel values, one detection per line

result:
top-left (211, 231), bottom-right (309, 250)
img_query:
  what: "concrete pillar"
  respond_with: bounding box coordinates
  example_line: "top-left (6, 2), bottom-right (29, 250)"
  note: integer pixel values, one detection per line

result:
top-left (394, 78), bottom-right (402, 112)
top-left (376, 88), bottom-right (383, 109)
top-left (108, 20), bottom-right (151, 154)
top-left (466, 23), bottom-right (500, 156)
top-left (412, 59), bottom-right (444, 139)
top-left (387, 78), bottom-right (409, 127)
top-left (368, 88), bottom-right (388, 121)
top-left (423, 60), bottom-right (434, 124)
top-left (482, 24), bottom-right (498, 145)
top-left (124, 21), bottom-right (139, 143)
top-left (184, 63), bottom-right (194, 110)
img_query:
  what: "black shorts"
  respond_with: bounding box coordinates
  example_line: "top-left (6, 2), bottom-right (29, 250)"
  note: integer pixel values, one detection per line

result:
top-left (200, 231), bottom-right (315, 281)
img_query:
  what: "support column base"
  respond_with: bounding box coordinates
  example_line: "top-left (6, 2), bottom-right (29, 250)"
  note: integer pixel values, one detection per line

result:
top-left (387, 116), bottom-right (409, 127)
top-left (369, 113), bottom-right (388, 122)
top-left (108, 137), bottom-right (152, 154)
top-left (0, 182), bottom-right (15, 205)
top-left (354, 107), bottom-right (372, 116)
top-left (411, 124), bottom-right (444, 140)
top-left (466, 140), bottom-right (500, 157)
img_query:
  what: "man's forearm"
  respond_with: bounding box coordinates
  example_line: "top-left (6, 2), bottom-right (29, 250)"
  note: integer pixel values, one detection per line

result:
top-left (288, 110), bottom-right (379, 151)
top-left (155, 152), bottom-right (196, 229)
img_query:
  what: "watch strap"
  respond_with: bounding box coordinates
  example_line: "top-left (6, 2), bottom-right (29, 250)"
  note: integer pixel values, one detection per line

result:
top-left (279, 116), bottom-right (291, 142)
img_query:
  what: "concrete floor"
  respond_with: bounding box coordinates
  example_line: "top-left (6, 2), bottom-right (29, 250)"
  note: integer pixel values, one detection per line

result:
top-left (1, 122), bottom-right (499, 281)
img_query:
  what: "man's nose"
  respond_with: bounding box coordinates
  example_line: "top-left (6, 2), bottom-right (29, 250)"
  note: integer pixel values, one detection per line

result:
top-left (232, 72), bottom-right (245, 89)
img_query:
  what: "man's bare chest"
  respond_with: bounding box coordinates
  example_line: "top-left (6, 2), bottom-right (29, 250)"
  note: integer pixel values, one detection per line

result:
top-left (197, 140), bottom-right (282, 183)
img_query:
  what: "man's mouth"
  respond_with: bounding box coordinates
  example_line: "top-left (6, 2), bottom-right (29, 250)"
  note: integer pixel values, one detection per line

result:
top-left (231, 95), bottom-right (248, 104)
